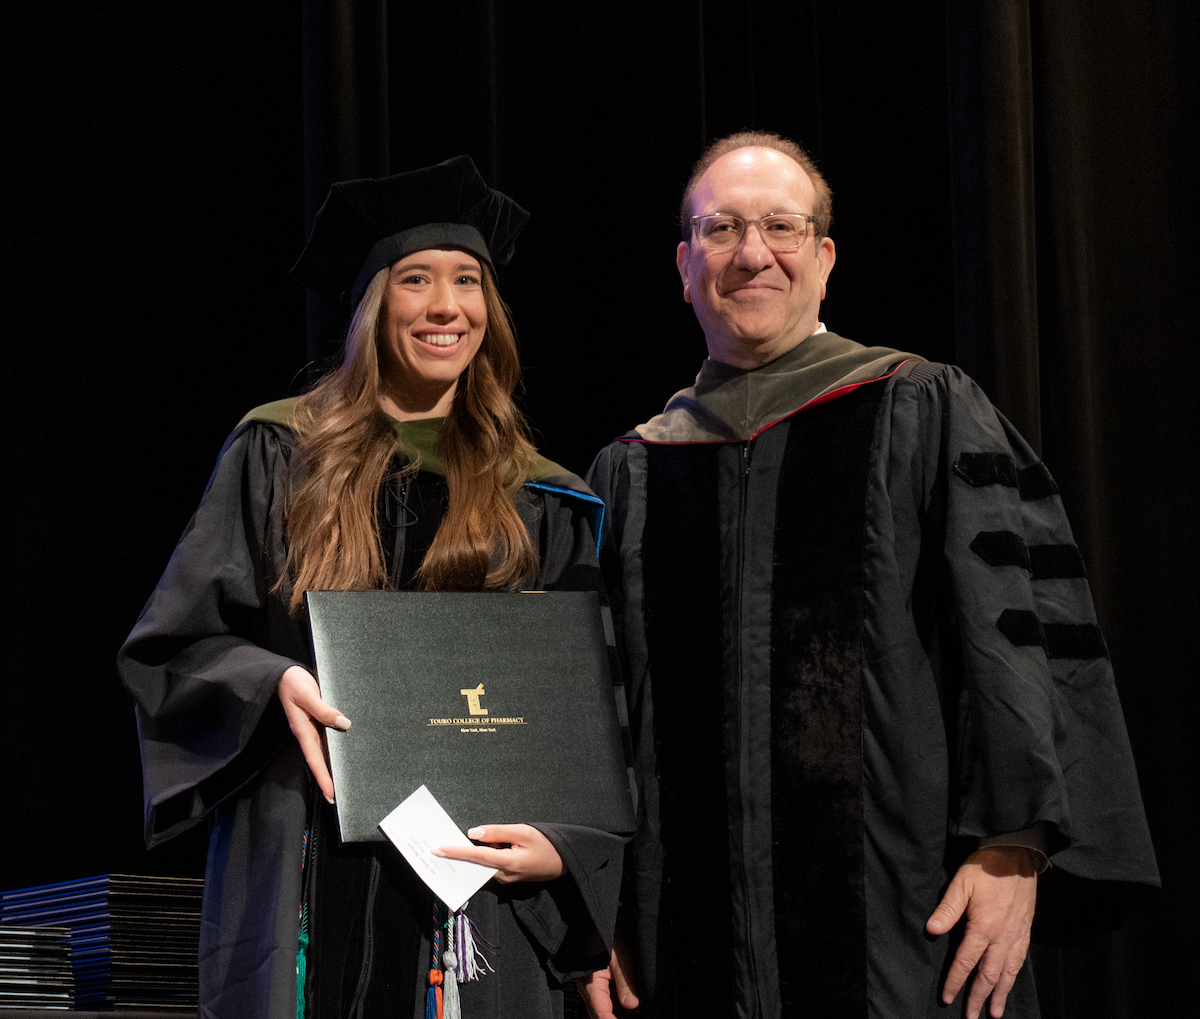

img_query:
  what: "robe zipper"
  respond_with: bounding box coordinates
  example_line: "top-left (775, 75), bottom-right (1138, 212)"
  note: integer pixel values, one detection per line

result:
top-left (734, 438), bottom-right (764, 1017)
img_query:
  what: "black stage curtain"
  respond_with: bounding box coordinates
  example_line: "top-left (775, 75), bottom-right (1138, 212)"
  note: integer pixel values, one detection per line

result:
top-left (944, 4), bottom-right (1198, 1017)
top-left (5, 1), bottom-right (1195, 1014)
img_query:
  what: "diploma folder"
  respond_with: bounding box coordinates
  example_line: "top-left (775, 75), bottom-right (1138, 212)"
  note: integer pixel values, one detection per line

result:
top-left (307, 590), bottom-right (635, 841)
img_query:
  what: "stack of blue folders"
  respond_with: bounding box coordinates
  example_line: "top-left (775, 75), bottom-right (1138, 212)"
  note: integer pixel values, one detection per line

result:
top-left (0, 925), bottom-right (73, 1010)
top-left (0, 874), bottom-right (202, 1012)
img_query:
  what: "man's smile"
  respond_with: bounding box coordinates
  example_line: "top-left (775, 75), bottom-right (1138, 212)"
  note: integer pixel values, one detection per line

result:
top-left (723, 278), bottom-right (785, 296)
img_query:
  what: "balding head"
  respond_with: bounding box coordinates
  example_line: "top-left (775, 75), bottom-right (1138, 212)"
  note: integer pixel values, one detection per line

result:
top-left (681, 131), bottom-right (833, 241)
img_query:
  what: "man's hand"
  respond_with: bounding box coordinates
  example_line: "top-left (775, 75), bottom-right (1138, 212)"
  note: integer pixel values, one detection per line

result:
top-left (925, 846), bottom-right (1038, 1019)
top-left (434, 824), bottom-right (566, 883)
top-left (277, 664), bottom-right (350, 803)
top-left (578, 945), bottom-right (639, 1019)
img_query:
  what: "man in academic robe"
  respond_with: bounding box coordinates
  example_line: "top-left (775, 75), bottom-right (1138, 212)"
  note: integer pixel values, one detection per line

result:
top-left (580, 133), bottom-right (1158, 1019)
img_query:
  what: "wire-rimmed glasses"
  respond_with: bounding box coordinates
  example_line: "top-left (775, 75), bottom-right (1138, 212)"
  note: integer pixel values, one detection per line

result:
top-left (689, 213), bottom-right (817, 252)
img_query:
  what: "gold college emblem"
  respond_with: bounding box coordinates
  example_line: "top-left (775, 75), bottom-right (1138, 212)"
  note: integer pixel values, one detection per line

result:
top-left (426, 683), bottom-right (526, 730)
top-left (460, 683), bottom-right (488, 716)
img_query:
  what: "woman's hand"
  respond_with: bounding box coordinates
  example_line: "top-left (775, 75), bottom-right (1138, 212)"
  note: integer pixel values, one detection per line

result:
top-left (277, 664), bottom-right (351, 804)
top-left (434, 824), bottom-right (567, 883)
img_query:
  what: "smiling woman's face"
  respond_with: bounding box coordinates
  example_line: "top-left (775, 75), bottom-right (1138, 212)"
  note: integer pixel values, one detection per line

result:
top-left (377, 247), bottom-right (488, 418)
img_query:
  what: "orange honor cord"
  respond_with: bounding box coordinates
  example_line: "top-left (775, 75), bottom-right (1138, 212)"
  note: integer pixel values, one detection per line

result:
top-left (426, 902), bottom-right (444, 1019)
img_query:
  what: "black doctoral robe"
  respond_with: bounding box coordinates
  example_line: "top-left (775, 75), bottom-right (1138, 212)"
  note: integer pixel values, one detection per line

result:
top-left (586, 332), bottom-right (1159, 1019)
top-left (119, 401), bottom-right (627, 1019)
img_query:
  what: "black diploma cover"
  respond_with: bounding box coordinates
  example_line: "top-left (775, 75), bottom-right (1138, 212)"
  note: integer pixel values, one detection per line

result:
top-left (307, 591), bottom-right (635, 841)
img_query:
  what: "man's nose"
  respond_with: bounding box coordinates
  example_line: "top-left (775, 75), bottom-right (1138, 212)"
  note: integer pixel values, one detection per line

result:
top-left (731, 222), bottom-right (776, 269)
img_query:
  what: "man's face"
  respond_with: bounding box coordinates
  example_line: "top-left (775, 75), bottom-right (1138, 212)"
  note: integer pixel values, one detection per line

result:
top-left (677, 146), bottom-right (836, 368)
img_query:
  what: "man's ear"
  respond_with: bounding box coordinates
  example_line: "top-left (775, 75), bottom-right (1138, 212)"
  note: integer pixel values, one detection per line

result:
top-left (816, 237), bottom-right (836, 301)
top-left (676, 241), bottom-right (693, 305)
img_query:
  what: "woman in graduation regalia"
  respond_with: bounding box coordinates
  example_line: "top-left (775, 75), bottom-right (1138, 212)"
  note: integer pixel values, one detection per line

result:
top-left (118, 157), bottom-right (624, 1019)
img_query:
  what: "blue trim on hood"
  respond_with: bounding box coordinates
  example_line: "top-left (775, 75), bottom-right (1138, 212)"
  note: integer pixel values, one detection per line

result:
top-left (523, 482), bottom-right (606, 557)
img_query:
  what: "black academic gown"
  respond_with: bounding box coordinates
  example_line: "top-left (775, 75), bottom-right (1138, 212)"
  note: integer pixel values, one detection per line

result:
top-left (586, 334), bottom-right (1159, 1019)
top-left (119, 403), bottom-right (626, 1019)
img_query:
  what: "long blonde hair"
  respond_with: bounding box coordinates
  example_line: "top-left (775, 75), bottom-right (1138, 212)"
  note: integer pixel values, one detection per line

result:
top-left (280, 262), bottom-right (539, 612)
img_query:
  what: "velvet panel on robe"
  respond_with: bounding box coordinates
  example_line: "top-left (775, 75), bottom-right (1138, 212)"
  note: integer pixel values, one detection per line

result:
top-left (586, 359), bottom-right (1158, 1019)
top-left (119, 416), bottom-right (628, 1019)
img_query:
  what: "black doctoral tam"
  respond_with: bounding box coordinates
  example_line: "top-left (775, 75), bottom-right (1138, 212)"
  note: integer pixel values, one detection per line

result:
top-left (292, 155), bottom-right (529, 312)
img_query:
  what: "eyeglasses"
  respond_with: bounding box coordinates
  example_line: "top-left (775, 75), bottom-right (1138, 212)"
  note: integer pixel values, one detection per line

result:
top-left (689, 213), bottom-right (818, 252)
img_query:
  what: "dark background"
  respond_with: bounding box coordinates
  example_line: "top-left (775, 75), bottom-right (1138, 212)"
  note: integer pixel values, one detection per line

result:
top-left (3, 1), bottom-right (1195, 1016)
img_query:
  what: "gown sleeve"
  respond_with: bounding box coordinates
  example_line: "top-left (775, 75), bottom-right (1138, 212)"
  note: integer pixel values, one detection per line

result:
top-left (584, 441), bottom-right (666, 995)
top-left (117, 422), bottom-right (311, 848)
top-left (890, 363), bottom-right (1160, 941)
top-left (500, 484), bottom-right (631, 979)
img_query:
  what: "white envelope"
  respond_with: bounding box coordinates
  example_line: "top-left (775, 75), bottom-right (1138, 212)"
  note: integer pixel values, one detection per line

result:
top-left (379, 785), bottom-right (498, 912)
